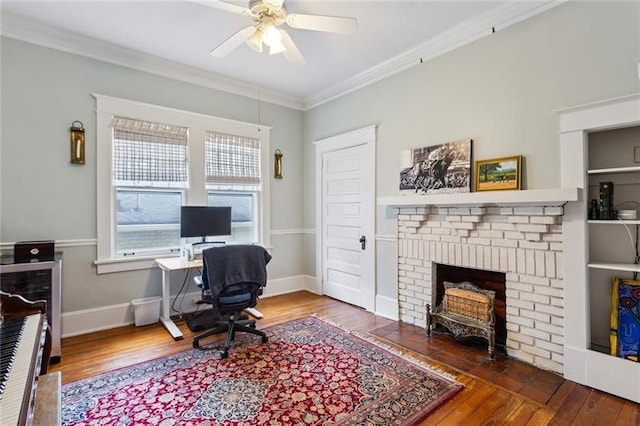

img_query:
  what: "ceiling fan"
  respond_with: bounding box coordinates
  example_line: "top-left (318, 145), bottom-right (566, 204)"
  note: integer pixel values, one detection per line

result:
top-left (200, 0), bottom-right (358, 65)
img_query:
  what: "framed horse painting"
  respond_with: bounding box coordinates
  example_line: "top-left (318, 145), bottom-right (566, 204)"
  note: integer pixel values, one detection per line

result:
top-left (399, 139), bottom-right (472, 195)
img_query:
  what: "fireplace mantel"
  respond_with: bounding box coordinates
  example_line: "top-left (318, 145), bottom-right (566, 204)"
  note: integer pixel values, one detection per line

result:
top-left (378, 187), bottom-right (580, 208)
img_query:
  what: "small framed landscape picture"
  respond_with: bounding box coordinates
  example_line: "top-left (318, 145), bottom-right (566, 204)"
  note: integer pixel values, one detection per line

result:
top-left (475, 155), bottom-right (522, 191)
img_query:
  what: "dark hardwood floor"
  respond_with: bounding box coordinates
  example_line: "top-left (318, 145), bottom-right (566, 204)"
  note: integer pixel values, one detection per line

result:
top-left (51, 291), bottom-right (639, 425)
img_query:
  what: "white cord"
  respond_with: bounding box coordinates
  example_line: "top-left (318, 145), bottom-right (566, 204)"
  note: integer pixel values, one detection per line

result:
top-left (616, 217), bottom-right (637, 258)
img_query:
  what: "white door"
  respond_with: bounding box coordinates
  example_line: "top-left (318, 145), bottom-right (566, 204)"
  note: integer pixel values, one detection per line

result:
top-left (316, 126), bottom-right (375, 311)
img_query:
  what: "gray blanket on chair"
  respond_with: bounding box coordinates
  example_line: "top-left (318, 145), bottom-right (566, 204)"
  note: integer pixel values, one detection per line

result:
top-left (201, 244), bottom-right (272, 300)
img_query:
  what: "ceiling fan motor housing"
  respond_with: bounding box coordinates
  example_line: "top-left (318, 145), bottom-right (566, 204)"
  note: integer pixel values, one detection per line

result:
top-left (249, 0), bottom-right (287, 26)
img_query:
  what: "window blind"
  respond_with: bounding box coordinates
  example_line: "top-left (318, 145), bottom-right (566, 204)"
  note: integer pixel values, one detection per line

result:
top-left (205, 132), bottom-right (261, 185)
top-left (112, 116), bottom-right (188, 186)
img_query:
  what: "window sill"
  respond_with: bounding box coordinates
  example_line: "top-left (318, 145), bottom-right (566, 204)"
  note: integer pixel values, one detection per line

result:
top-left (94, 243), bottom-right (272, 274)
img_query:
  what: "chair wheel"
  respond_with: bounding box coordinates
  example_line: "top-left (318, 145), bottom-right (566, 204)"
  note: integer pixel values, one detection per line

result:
top-left (193, 340), bottom-right (200, 349)
top-left (221, 350), bottom-right (228, 359)
top-left (250, 323), bottom-right (256, 329)
top-left (262, 335), bottom-right (268, 344)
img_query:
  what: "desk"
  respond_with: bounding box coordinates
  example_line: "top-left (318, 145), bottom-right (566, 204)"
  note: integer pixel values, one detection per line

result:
top-left (155, 257), bottom-right (202, 340)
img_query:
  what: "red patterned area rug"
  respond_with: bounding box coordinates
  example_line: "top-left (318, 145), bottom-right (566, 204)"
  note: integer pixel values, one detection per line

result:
top-left (62, 316), bottom-right (463, 425)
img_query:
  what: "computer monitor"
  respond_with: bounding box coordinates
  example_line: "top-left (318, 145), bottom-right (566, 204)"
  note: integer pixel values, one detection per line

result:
top-left (180, 206), bottom-right (232, 243)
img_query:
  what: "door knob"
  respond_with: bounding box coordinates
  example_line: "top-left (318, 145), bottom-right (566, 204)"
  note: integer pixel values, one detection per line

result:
top-left (359, 235), bottom-right (366, 250)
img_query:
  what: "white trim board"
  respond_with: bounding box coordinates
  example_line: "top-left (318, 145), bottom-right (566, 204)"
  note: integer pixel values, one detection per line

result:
top-left (1, 2), bottom-right (564, 111)
top-left (0, 238), bottom-right (97, 251)
top-left (305, 1), bottom-right (566, 109)
top-left (375, 295), bottom-right (399, 321)
top-left (61, 275), bottom-right (318, 337)
top-left (0, 12), bottom-right (302, 110)
top-left (60, 275), bottom-right (396, 338)
top-left (378, 188), bottom-right (579, 208)
top-left (270, 229), bottom-right (307, 236)
top-left (0, 231), bottom-right (305, 251)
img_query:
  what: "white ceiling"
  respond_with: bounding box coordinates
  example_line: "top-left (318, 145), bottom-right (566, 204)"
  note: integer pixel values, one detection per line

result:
top-left (0, 1), bottom-right (560, 109)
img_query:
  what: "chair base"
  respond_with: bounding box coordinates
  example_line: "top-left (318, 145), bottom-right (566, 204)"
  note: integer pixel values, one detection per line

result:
top-left (186, 309), bottom-right (221, 332)
top-left (193, 314), bottom-right (268, 358)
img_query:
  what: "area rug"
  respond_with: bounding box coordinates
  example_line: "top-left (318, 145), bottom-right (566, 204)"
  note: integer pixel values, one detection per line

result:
top-left (62, 316), bottom-right (463, 425)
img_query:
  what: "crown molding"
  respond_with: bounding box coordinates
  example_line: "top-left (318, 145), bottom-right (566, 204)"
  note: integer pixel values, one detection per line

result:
top-left (2, 1), bottom-right (565, 112)
top-left (302, 0), bottom-right (566, 110)
top-left (0, 12), bottom-right (304, 110)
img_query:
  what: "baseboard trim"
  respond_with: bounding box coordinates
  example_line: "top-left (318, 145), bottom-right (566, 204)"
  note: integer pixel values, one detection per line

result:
top-left (61, 275), bottom-right (319, 337)
top-left (260, 275), bottom-right (318, 298)
top-left (375, 294), bottom-right (399, 321)
top-left (61, 302), bottom-right (135, 338)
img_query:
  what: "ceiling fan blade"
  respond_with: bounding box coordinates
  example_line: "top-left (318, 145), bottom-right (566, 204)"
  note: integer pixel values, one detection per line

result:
top-left (210, 26), bottom-right (256, 57)
top-left (193, 0), bottom-right (252, 16)
top-left (280, 30), bottom-right (306, 66)
top-left (286, 13), bottom-right (358, 34)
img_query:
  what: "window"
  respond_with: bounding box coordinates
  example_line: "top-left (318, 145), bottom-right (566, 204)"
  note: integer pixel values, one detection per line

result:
top-left (95, 95), bottom-right (271, 273)
top-left (116, 189), bottom-right (182, 254)
top-left (112, 117), bottom-right (188, 256)
top-left (205, 132), bottom-right (261, 244)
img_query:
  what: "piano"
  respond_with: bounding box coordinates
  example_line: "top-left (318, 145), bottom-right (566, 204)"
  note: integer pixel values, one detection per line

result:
top-left (0, 291), bottom-right (56, 426)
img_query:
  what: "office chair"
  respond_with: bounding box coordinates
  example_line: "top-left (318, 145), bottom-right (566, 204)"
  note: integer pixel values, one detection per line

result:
top-left (193, 244), bottom-right (271, 358)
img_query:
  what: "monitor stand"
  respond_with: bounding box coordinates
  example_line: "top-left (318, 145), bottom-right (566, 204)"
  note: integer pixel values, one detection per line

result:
top-left (182, 241), bottom-right (226, 260)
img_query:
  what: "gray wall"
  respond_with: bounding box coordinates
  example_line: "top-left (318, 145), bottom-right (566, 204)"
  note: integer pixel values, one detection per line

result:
top-left (1, 38), bottom-right (304, 313)
top-left (2, 1), bottom-right (639, 317)
top-left (302, 1), bottom-right (640, 300)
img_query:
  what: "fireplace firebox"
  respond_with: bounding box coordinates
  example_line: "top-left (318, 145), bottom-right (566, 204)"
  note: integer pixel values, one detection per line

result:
top-left (435, 263), bottom-right (506, 346)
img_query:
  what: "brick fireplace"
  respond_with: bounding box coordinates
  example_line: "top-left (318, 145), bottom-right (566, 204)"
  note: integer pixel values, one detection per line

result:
top-left (396, 205), bottom-right (565, 373)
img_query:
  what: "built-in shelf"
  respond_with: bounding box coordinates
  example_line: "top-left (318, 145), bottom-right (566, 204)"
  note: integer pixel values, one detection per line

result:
top-left (588, 219), bottom-right (640, 225)
top-left (589, 343), bottom-right (609, 355)
top-left (587, 261), bottom-right (640, 272)
top-left (588, 165), bottom-right (640, 175)
top-left (378, 187), bottom-right (580, 208)
top-left (560, 93), bottom-right (640, 403)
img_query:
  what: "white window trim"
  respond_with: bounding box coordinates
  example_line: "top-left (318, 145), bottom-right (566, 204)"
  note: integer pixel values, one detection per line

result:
top-left (94, 94), bottom-right (272, 274)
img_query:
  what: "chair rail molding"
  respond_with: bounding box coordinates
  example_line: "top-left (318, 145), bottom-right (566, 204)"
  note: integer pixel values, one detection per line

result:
top-left (270, 229), bottom-right (309, 235)
top-left (0, 238), bottom-right (97, 251)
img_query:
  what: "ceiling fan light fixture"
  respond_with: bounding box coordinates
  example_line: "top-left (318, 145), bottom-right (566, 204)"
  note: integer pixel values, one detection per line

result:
top-left (262, 23), bottom-right (282, 47)
top-left (246, 27), bottom-right (264, 52)
top-left (268, 40), bottom-right (287, 55)
top-left (206, 0), bottom-right (357, 65)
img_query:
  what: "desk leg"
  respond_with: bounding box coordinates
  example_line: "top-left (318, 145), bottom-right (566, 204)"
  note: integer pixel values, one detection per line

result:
top-left (160, 268), bottom-right (183, 340)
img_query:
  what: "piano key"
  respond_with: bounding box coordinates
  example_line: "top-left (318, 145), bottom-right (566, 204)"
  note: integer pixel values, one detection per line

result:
top-left (0, 314), bottom-right (41, 425)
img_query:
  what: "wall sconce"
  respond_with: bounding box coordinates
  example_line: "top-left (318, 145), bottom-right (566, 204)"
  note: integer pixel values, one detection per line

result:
top-left (274, 149), bottom-right (283, 179)
top-left (70, 120), bottom-right (85, 164)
